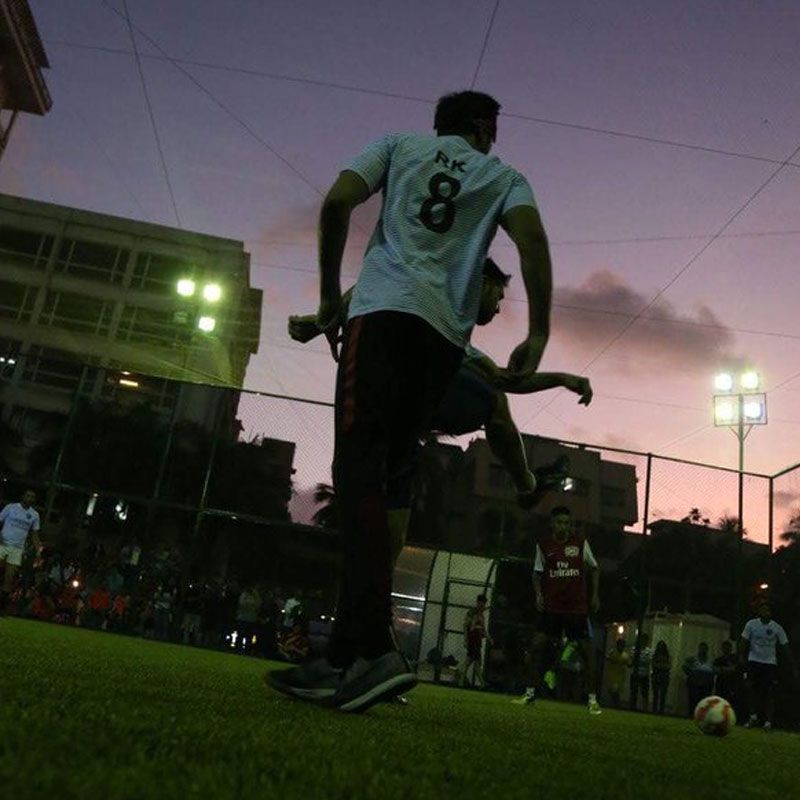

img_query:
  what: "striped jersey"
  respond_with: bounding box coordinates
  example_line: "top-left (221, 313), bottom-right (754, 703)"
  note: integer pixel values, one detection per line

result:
top-left (346, 133), bottom-right (537, 347)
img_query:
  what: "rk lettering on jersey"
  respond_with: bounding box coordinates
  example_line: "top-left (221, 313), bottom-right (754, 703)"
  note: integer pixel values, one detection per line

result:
top-left (434, 150), bottom-right (466, 173)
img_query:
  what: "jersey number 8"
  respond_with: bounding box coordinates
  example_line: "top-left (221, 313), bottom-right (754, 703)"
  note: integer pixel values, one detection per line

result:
top-left (419, 172), bottom-right (462, 233)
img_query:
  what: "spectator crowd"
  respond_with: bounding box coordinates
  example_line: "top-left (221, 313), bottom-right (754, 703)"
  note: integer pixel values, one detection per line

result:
top-left (604, 635), bottom-right (747, 718)
top-left (1, 540), bottom-right (316, 663)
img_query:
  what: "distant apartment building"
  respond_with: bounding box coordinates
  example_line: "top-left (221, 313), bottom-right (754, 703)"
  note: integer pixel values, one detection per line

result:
top-left (0, 0), bottom-right (51, 160)
top-left (0, 194), bottom-right (263, 441)
top-left (408, 435), bottom-right (639, 555)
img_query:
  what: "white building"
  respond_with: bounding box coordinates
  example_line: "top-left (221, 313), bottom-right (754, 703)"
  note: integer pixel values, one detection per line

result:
top-left (0, 194), bottom-right (262, 441)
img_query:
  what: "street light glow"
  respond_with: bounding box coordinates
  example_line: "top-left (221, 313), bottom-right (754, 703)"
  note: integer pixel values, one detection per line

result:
top-left (198, 315), bottom-right (216, 333)
top-left (119, 378), bottom-right (140, 388)
top-left (176, 278), bottom-right (196, 297)
top-left (743, 400), bottom-right (763, 420)
top-left (714, 372), bottom-right (734, 392)
top-left (714, 398), bottom-right (736, 424)
top-left (740, 371), bottom-right (760, 390)
top-left (203, 283), bottom-right (222, 302)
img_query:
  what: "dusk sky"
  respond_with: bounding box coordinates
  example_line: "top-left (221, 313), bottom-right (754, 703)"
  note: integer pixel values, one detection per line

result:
top-left (4, 1), bottom-right (800, 539)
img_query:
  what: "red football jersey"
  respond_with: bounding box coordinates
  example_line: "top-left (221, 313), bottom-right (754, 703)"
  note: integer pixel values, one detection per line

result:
top-left (535, 532), bottom-right (593, 615)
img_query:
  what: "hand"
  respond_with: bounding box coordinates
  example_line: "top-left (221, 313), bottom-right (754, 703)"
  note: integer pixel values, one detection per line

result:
top-left (590, 595), bottom-right (600, 614)
top-left (563, 375), bottom-right (593, 406)
top-left (507, 333), bottom-right (548, 374)
top-left (287, 314), bottom-right (323, 343)
top-left (535, 594), bottom-right (544, 613)
top-left (316, 295), bottom-right (343, 361)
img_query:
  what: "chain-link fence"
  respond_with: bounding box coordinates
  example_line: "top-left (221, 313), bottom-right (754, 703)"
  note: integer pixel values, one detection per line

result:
top-left (1, 366), bottom-right (797, 721)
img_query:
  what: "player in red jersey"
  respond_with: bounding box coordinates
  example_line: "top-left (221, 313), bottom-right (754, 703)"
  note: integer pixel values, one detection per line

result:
top-left (518, 506), bottom-right (601, 714)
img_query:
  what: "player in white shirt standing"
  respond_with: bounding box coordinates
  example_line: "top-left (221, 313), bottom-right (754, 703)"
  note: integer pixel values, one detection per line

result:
top-left (740, 601), bottom-right (795, 731)
top-left (268, 90), bottom-right (554, 712)
top-left (0, 488), bottom-right (42, 612)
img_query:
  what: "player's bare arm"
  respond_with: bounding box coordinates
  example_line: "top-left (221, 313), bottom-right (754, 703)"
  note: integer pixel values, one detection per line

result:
top-left (500, 205), bottom-right (552, 374)
top-left (318, 171), bottom-right (371, 336)
top-left (493, 368), bottom-right (593, 404)
top-left (533, 571), bottom-right (544, 612)
top-left (780, 641), bottom-right (797, 678)
top-left (288, 288), bottom-right (355, 357)
top-left (589, 566), bottom-right (600, 614)
top-left (463, 352), bottom-right (591, 404)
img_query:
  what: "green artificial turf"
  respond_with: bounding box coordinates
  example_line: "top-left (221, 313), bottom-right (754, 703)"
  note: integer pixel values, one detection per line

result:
top-left (0, 619), bottom-right (796, 800)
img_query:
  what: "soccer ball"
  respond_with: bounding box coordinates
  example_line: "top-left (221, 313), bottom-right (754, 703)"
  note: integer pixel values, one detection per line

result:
top-left (693, 696), bottom-right (736, 737)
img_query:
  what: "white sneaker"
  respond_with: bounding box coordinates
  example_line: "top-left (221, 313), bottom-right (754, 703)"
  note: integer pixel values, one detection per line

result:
top-left (513, 688), bottom-right (536, 706)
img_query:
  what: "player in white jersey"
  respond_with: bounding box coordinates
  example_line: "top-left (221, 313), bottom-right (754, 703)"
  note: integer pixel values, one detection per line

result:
top-left (0, 488), bottom-right (42, 612)
top-left (740, 601), bottom-right (794, 730)
top-left (268, 91), bottom-right (554, 712)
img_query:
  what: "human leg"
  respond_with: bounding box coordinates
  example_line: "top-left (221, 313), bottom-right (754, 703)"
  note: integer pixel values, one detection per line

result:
top-left (630, 674), bottom-right (640, 710)
top-left (1, 559), bottom-right (20, 612)
top-left (328, 314), bottom-right (462, 710)
top-left (485, 391), bottom-right (534, 492)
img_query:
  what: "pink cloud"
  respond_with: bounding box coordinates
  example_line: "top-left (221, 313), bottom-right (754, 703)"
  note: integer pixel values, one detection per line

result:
top-left (553, 270), bottom-right (748, 372)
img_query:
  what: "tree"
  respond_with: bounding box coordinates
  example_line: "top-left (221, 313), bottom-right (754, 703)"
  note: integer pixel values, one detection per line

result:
top-left (717, 515), bottom-right (748, 538)
top-left (779, 509), bottom-right (800, 546)
top-left (681, 507), bottom-right (710, 526)
top-left (312, 483), bottom-right (338, 529)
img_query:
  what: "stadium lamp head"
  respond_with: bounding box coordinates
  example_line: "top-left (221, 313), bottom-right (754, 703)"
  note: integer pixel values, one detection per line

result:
top-left (713, 397), bottom-right (736, 426)
top-left (743, 400), bottom-right (763, 421)
top-left (198, 316), bottom-right (216, 333)
top-left (740, 371), bottom-right (760, 391)
top-left (714, 372), bottom-right (734, 392)
top-left (203, 283), bottom-right (222, 302)
top-left (177, 278), bottom-right (196, 297)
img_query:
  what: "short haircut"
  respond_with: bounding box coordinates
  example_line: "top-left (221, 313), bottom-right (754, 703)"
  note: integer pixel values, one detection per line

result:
top-left (551, 506), bottom-right (571, 517)
top-left (483, 257), bottom-right (511, 287)
top-left (434, 91), bottom-right (502, 137)
top-left (477, 594), bottom-right (487, 603)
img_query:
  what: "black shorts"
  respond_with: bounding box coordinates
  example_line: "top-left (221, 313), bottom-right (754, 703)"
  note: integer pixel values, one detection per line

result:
top-left (336, 311), bottom-right (464, 510)
top-left (747, 661), bottom-right (778, 690)
top-left (539, 612), bottom-right (590, 642)
top-left (430, 368), bottom-right (497, 436)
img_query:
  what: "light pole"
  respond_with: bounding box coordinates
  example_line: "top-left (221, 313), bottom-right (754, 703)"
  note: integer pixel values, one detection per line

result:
top-left (713, 370), bottom-right (767, 634)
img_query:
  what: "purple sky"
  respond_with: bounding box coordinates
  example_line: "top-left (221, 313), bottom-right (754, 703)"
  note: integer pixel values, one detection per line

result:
top-left (5, 1), bottom-right (800, 538)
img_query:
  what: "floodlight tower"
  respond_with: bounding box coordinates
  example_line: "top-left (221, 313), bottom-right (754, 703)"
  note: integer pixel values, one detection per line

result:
top-left (713, 370), bottom-right (767, 633)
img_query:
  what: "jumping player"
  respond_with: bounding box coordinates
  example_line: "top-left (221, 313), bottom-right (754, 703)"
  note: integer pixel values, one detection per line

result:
top-left (268, 90), bottom-right (554, 712)
top-left (288, 258), bottom-right (592, 524)
top-left (519, 506), bottom-right (601, 715)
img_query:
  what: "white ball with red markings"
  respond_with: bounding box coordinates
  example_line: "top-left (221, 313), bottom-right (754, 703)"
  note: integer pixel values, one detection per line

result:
top-left (694, 696), bottom-right (736, 736)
